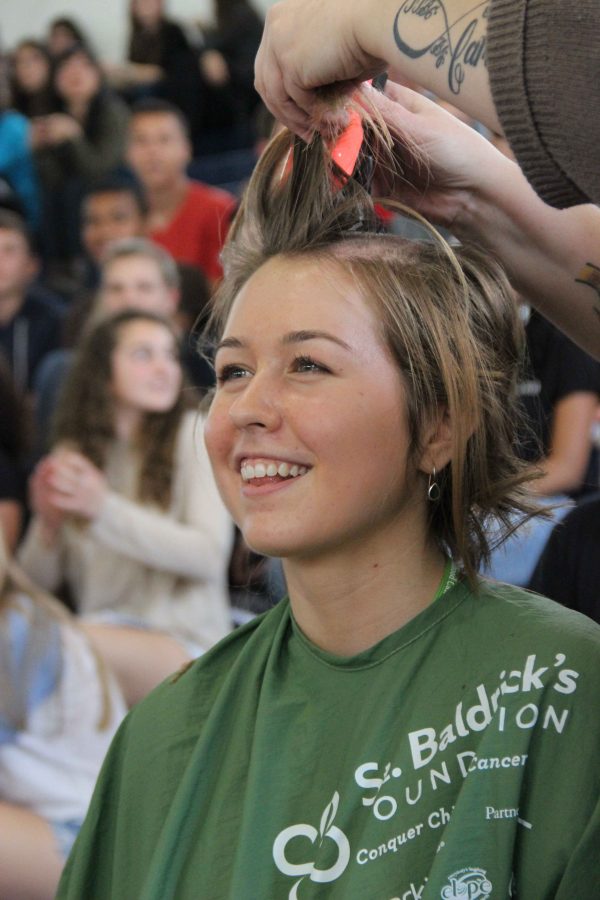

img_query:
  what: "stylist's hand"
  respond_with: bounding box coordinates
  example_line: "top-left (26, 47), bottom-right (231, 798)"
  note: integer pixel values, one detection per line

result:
top-left (368, 81), bottom-right (508, 230)
top-left (44, 449), bottom-right (108, 521)
top-left (255, 0), bottom-right (386, 139)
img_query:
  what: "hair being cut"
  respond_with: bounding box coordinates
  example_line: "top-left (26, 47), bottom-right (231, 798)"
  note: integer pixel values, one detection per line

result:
top-left (207, 124), bottom-right (539, 584)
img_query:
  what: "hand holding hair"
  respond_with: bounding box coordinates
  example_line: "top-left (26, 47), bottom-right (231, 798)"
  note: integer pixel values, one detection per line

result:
top-left (367, 81), bottom-right (600, 360)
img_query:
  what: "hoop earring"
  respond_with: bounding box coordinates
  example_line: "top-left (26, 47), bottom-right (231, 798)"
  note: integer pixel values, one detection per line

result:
top-left (427, 466), bottom-right (441, 502)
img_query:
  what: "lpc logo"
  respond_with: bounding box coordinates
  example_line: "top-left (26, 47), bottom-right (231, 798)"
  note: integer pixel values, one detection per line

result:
top-left (272, 792), bottom-right (350, 899)
top-left (441, 868), bottom-right (493, 899)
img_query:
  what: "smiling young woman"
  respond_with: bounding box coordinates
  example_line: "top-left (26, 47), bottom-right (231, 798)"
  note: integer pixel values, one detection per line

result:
top-left (57, 127), bottom-right (600, 899)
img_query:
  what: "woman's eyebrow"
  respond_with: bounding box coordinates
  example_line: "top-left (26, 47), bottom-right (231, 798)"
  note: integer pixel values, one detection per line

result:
top-left (282, 330), bottom-right (352, 351)
top-left (215, 337), bottom-right (244, 353)
top-left (215, 331), bottom-right (353, 353)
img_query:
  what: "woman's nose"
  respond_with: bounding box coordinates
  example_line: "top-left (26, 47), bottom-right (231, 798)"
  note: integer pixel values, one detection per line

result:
top-left (228, 373), bottom-right (282, 431)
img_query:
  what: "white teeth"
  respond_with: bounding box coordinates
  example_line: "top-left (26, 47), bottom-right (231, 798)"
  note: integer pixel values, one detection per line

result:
top-left (240, 459), bottom-right (309, 482)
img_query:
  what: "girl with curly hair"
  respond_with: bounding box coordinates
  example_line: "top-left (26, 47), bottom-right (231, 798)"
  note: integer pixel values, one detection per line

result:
top-left (19, 310), bottom-right (233, 705)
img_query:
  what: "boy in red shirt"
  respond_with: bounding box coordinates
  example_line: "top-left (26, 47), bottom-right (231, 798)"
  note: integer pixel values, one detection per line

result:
top-left (127, 99), bottom-right (236, 285)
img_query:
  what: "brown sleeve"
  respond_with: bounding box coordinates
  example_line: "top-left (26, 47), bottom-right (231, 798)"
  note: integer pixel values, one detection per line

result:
top-left (487, 0), bottom-right (600, 208)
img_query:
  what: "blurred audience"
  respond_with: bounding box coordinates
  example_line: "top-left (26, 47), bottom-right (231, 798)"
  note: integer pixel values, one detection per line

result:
top-left (80, 177), bottom-right (146, 282)
top-left (108, 0), bottom-right (202, 133)
top-left (0, 358), bottom-right (30, 552)
top-left (46, 17), bottom-right (93, 59)
top-left (19, 310), bottom-right (233, 705)
top-left (32, 44), bottom-right (129, 266)
top-left (519, 306), bottom-right (600, 499)
top-left (529, 493), bottom-right (600, 624)
top-left (483, 303), bottom-right (600, 586)
top-left (199, 0), bottom-right (263, 125)
top-left (0, 61), bottom-right (41, 229)
top-left (0, 529), bottom-right (126, 900)
top-left (10, 40), bottom-right (58, 119)
top-left (0, 210), bottom-right (64, 396)
top-left (126, 98), bottom-right (235, 283)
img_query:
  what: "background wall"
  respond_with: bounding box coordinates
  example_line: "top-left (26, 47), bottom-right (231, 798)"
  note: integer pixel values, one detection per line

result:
top-left (1, 0), bottom-right (272, 61)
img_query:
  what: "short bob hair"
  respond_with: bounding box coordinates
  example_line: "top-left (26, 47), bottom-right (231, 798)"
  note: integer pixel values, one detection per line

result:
top-left (206, 127), bottom-right (539, 585)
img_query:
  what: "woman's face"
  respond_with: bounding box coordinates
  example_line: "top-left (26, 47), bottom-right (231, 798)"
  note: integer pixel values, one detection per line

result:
top-left (205, 255), bottom-right (425, 560)
top-left (110, 319), bottom-right (182, 414)
top-left (14, 45), bottom-right (50, 93)
top-left (55, 52), bottom-right (100, 105)
top-left (131, 0), bottom-right (164, 28)
top-left (48, 25), bottom-right (79, 58)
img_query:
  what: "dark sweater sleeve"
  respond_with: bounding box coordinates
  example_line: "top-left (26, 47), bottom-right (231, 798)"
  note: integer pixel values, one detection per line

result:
top-left (487, 0), bottom-right (600, 208)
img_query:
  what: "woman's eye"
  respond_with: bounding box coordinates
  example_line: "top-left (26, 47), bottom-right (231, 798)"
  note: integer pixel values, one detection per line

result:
top-left (216, 364), bottom-right (251, 384)
top-left (293, 355), bottom-right (329, 374)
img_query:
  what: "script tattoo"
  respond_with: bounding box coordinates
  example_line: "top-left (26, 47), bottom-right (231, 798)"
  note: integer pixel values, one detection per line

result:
top-left (393, 0), bottom-right (489, 95)
top-left (575, 262), bottom-right (600, 327)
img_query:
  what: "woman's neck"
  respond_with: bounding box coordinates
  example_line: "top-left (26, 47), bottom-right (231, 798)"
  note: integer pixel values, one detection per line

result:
top-left (66, 97), bottom-right (90, 123)
top-left (284, 525), bottom-right (447, 657)
top-left (114, 405), bottom-right (143, 442)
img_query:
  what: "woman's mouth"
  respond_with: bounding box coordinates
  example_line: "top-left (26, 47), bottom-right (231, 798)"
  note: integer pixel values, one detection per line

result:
top-left (240, 458), bottom-right (309, 486)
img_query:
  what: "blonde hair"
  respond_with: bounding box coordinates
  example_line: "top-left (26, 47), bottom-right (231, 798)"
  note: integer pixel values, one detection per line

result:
top-left (206, 130), bottom-right (538, 584)
top-left (0, 532), bottom-right (114, 731)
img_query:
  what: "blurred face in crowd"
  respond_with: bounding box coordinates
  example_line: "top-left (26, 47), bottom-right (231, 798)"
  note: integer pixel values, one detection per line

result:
top-left (14, 43), bottom-right (50, 94)
top-left (100, 254), bottom-right (178, 318)
top-left (0, 229), bottom-right (37, 304)
top-left (48, 23), bottom-right (80, 58)
top-left (55, 50), bottom-right (101, 106)
top-left (82, 191), bottom-right (145, 264)
top-left (131, 0), bottom-right (164, 28)
top-left (110, 319), bottom-right (182, 414)
top-left (127, 112), bottom-right (191, 191)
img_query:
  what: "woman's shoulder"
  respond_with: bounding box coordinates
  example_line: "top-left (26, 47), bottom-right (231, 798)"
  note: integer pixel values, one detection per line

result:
top-left (471, 578), bottom-right (600, 657)
top-left (119, 601), bottom-right (288, 741)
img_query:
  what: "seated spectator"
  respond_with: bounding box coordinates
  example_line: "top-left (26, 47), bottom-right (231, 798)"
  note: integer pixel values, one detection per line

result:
top-left (19, 310), bottom-right (233, 705)
top-left (0, 357), bottom-right (29, 552)
top-left (46, 17), bottom-right (93, 59)
top-left (126, 98), bottom-right (235, 283)
top-left (10, 40), bottom-right (58, 119)
top-left (519, 307), bottom-right (600, 498)
top-left (0, 529), bottom-right (126, 900)
top-left (32, 44), bottom-right (129, 266)
top-left (198, 0), bottom-right (263, 140)
top-left (0, 210), bottom-right (64, 395)
top-left (80, 177), bottom-right (147, 284)
top-left (529, 493), bottom-right (600, 625)
top-left (0, 87), bottom-right (41, 229)
top-left (107, 0), bottom-right (202, 132)
top-left (483, 305), bottom-right (600, 586)
top-left (35, 238), bottom-right (214, 454)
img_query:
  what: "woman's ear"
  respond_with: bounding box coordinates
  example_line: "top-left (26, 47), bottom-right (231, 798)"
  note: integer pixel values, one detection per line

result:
top-left (418, 407), bottom-right (453, 475)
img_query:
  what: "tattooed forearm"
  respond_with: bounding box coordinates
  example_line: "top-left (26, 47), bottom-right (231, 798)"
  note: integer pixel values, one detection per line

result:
top-left (575, 262), bottom-right (600, 326)
top-left (393, 0), bottom-right (489, 96)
